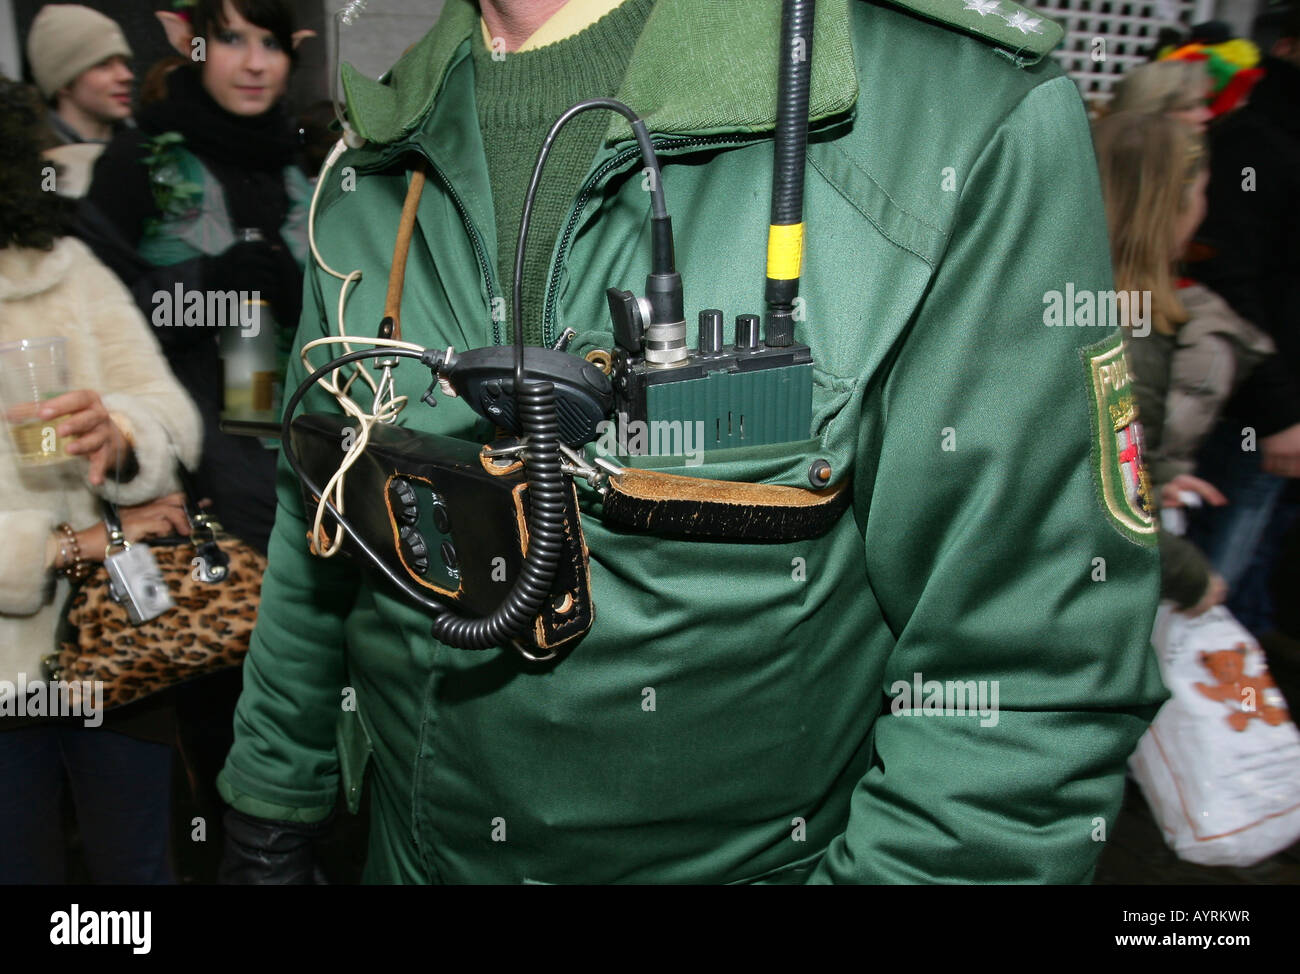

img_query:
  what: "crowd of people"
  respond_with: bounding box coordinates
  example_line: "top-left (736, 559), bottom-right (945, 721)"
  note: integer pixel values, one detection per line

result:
top-left (3, 0), bottom-right (313, 883)
top-left (0, 0), bottom-right (1296, 884)
top-left (1093, 14), bottom-right (1300, 640)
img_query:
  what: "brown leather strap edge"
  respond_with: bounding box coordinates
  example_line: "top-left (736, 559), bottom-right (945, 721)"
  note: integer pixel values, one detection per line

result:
top-left (602, 473), bottom-right (852, 541)
top-left (381, 161), bottom-right (428, 343)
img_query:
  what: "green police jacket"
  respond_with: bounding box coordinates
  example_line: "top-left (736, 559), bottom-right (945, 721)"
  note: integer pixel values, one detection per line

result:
top-left (217, 0), bottom-right (1168, 883)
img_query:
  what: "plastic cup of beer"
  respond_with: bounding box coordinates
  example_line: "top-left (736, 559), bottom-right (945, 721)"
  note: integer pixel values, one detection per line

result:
top-left (0, 337), bottom-right (73, 466)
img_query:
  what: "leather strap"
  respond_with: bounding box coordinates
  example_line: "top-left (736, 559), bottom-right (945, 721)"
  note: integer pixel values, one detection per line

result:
top-left (98, 459), bottom-right (221, 545)
top-left (379, 161), bottom-right (428, 343)
top-left (601, 467), bottom-right (852, 541)
top-left (519, 479), bottom-right (593, 654)
top-left (172, 461), bottom-right (211, 531)
top-left (101, 501), bottom-right (126, 550)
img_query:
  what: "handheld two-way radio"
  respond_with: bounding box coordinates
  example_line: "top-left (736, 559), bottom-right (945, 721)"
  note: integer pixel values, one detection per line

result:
top-left (602, 0), bottom-right (817, 452)
top-left (284, 0), bottom-right (838, 660)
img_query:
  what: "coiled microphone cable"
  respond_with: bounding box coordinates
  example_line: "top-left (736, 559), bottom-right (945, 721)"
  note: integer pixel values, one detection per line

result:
top-left (280, 346), bottom-right (569, 653)
top-left (285, 98), bottom-right (669, 655)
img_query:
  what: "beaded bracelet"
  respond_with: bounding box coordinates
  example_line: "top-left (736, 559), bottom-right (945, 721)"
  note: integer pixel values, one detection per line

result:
top-left (54, 522), bottom-right (92, 582)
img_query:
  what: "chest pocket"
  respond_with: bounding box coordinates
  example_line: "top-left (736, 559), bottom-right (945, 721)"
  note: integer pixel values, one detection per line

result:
top-left (583, 364), bottom-right (860, 542)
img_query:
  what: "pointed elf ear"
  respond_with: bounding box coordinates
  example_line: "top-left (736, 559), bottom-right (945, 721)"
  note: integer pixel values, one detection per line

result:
top-left (156, 11), bottom-right (195, 57)
top-left (292, 29), bottom-right (317, 50)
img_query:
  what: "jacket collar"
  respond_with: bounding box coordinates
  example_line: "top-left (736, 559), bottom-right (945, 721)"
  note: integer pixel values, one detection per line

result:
top-left (340, 0), bottom-right (859, 147)
top-left (0, 237), bottom-right (74, 301)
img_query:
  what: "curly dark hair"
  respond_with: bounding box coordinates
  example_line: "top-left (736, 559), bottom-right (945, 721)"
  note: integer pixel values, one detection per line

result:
top-left (0, 77), bottom-right (74, 250)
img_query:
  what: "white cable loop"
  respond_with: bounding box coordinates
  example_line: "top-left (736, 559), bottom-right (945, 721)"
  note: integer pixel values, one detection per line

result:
top-left (298, 335), bottom-right (425, 556)
top-left (304, 141), bottom-right (428, 557)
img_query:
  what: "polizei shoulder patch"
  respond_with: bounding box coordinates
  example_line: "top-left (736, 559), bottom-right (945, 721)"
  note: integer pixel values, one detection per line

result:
top-left (1081, 332), bottom-right (1157, 545)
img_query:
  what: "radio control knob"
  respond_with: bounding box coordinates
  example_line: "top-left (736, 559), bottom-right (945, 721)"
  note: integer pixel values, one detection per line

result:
top-left (399, 524), bottom-right (429, 575)
top-left (735, 313), bottom-right (760, 350)
top-left (440, 540), bottom-right (459, 580)
top-left (390, 478), bottom-right (419, 525)
top-left (698, 309), bottom-right (724, 354)
top-left (430, 495), bottom-right (451, 534)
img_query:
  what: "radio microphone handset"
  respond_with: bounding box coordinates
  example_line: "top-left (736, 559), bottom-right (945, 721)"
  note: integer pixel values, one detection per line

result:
top-left (441, 346), bottom-right (613, 448)
top-left (282, 343), bottom-right (586, 655)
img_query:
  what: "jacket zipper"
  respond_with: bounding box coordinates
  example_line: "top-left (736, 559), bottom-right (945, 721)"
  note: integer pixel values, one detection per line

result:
top-left (428, 159), bottom-right (502, 347)
top-left (541, 133), bottom-right (761, 348)
top-left (354, 144), bottom-right (503, 347)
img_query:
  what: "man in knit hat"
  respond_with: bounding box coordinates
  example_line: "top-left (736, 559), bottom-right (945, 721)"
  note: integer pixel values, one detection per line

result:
top-left (25, 3), bottom-right (134, 195)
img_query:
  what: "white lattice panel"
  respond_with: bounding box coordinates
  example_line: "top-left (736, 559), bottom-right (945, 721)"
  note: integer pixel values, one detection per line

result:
top-left (1032, 0), bottom-right (1217, 103)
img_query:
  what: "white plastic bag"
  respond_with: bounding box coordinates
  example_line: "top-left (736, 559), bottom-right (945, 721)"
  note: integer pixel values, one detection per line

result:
top-left (1129, 603), bottom-right (1300, 866)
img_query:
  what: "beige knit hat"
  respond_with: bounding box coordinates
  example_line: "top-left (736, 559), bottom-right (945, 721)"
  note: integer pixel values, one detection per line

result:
top-left (26, 4), bottom-right (133, 99)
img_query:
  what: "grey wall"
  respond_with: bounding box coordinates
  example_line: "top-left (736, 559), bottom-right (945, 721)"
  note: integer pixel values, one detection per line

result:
top-left (327, 0), bottom-right (444, 84)
top-left (1216, 0), bottom-right (1267, 38)
top-left (1, 0), bottom-right (19, 80)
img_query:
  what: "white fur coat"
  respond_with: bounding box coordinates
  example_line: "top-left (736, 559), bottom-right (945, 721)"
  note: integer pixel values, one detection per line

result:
top-left (0, 237), bottom-right (202, 684)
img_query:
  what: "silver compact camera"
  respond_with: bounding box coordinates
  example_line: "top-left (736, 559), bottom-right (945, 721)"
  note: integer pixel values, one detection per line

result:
top-left (105, 542), bottom-right (175, 624)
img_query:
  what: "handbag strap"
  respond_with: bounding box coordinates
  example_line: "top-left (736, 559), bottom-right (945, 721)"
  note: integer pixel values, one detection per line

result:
top-left (99, 458), bottom-right (220, 548)
top-left (100, 498), bottom-right (128, 556)
top-left (100, 435), bottom-right (131, 554)
top-left (173, 460), bottom-right (219, 539)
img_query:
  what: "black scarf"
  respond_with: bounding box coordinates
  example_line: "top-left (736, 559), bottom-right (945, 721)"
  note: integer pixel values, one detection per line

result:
top-left (136, 65), bottom-right (300, 237)
top-left (137, 66), bottom-right (299, 171)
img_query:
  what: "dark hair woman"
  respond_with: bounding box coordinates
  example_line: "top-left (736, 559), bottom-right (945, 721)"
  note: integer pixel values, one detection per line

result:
top-left (79, 0), bottom-right (314, 556)
top-left (1, 76), bottom-right (202, 883)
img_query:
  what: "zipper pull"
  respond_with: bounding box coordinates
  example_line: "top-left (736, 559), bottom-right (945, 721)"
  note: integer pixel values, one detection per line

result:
top-left (551, 327), bottom-right (576, 352)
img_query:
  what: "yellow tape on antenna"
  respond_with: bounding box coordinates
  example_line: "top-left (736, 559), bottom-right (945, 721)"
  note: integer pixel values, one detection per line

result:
top-left (766, 223), bottom-right (805, 281)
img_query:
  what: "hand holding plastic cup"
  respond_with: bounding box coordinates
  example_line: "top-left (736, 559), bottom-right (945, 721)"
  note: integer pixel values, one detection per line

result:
top-left (39, 389), bottom-right (135, 485)
top-left (0, 337), bottom-right (73, 466)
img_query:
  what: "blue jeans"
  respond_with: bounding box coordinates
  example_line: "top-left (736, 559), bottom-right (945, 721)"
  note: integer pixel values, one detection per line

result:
top-left (0, 725), bottom-right (175, 884)
top-left (1189, 420), bottom-right (1289, 632)
top-left (1228, 498), bottom-right (1299, 634)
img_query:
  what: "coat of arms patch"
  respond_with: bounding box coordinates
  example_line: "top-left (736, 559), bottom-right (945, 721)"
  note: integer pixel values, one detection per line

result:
top-left (1082, 333), bottom-right (1157, 544)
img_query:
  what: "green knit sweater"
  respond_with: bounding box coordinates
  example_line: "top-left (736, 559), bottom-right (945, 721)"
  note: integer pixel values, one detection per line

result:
top-left (470, 0), bottom-right (654, 345)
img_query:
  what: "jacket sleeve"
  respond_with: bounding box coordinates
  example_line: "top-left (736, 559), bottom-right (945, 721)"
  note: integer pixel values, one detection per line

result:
top-left (217, 264), bottom-right (361, 823)
top-left (83, 127), bottom-right (158, 250)
top-left (66, 239), bottom-right (203, 505)
top-left (1159, 530), bottom-right (1213, 609)
top-left (1123, 318), bottom-right (1215, 609)
top-left (1160, 331), bottom-right (1237, 477)
top-left (77, 130), bottom-right (220, 355)
top-left (809, 77), bottom-right (1167, 884)
top-left (0, 509), bottom-right (58, 615)
top-left (1124, 333), bottom-right (1187, 487)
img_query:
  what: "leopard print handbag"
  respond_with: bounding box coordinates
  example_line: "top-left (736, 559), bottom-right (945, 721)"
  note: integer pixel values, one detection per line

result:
top-left (47, 534), bottom-right (266, 710)
top-left (45, 466), bottom-right (267, 710)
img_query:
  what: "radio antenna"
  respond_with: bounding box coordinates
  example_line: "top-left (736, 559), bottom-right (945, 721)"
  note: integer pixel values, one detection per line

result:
top-left (763, 0), bottom-right (815, 348)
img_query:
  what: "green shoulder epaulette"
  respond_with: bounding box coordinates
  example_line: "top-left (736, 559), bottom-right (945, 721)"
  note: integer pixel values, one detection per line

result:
top-left (878, 0), bottom-right (1064, 65)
